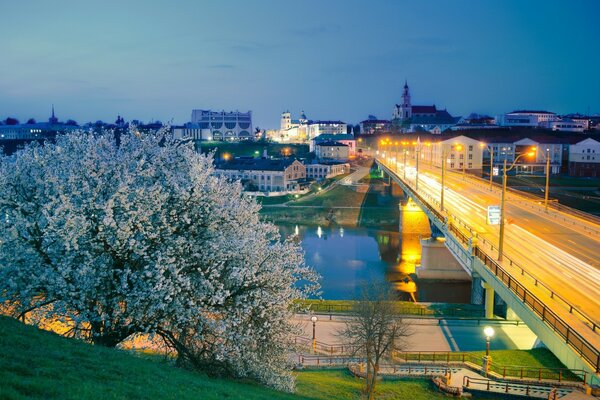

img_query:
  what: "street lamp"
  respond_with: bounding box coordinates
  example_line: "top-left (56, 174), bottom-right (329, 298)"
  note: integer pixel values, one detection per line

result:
top-left (455, 144), bottom-right (466, 179)
top-left (484, 326), bottom-right (495, 357)
top-left (441, 148), bottom-right (450, 212)
top-left (480, 143), bottom-right (494, 191)
top-left (311, 315), bottom-right (318, 353)
top-left (538, 147), bottom-right (551, 212)
top-left (498, 148), bottom-right (536, 261)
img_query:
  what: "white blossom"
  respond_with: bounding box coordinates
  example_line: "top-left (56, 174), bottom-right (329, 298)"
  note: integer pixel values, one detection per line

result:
top-left (0, 128), bottom-right (319, 390)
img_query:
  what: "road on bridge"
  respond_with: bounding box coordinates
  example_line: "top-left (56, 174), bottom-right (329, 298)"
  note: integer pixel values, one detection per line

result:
top-left (376, 156), bottom-right (600, 372)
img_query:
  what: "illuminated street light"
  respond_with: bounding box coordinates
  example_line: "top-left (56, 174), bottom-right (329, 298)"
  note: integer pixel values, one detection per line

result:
top-left (498, 148), bottom-right (536, 261)
top-left (537, 147), bottom-right (551, 212)
top-left (484, 326), bottom-right (495, 356)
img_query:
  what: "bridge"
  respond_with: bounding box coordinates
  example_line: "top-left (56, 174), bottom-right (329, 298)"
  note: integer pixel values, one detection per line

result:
top-left (373, 154), bottom-right (600, 385)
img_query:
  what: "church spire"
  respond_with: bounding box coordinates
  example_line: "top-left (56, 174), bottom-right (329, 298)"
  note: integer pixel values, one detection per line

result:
top-left (49, 104), bottom-right (58, 124)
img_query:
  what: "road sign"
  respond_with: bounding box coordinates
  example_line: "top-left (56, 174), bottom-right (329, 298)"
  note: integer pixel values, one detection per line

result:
top-left (493, 167), bottom-right (499, 176)
top-left (487, 205), bottom-right (501, 225)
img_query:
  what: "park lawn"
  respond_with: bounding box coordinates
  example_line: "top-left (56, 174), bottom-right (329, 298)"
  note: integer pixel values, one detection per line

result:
top-left (296, 369), bottom-right (452, 400)
top-left (0, 315), bottom-right (473, 400)
top-left (0, 316), bottom-right (305, 400)
top-left (297, 299), bottom-right (484, 318)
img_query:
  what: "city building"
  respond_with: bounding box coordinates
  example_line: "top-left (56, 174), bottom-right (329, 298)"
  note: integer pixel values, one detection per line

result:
top-left (0, 106), bottom-right (78, 142)
top-left (214, 157), bottom-right (306, 192)
top-left (429, 135), bottom-right (485, 174)
top-left (310, 133), bottom-right (356, 154)
top-left (315, 141), bottom-right (350, 161)
top-left (547, 119), bottom-right (585, 133)
top-left (274, 110), bottom-right (347, 143)
top-left (360, 116), bottom-right (391, 135)
top-left (392, 81), bottom-right (460, 133)
top-left (568, 138), bottom-right (600, 177)
top-left (497, 110), bottom-right (558, 128)
top-left (305, 161), bottom-right (350, 181)
top-left (188, 109), bottom-right (253, 141)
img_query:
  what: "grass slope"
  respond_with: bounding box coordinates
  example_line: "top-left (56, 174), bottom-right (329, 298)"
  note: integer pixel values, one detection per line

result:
top-left (0, 316), bottom-right (301, 400)
top-left (0, 316), bottom-right (458, 400)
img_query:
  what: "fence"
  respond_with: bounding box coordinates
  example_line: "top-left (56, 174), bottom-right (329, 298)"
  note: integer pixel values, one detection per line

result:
top-left (375, 159), bottom-right (600, 374)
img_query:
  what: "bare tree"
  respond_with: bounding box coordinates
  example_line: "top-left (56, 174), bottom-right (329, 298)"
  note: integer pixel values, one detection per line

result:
top-left (338, 282), bottom-right (412, 400)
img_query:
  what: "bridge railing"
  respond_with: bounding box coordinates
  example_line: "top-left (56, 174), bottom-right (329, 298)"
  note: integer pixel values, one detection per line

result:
top-left (376, 159), bottom-right (600, 374)
top-left (473, 245), bottom-right (600, 374)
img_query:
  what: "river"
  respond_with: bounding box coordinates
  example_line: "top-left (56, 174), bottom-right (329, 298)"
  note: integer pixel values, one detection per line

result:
top-left (279, 224), bottom-right (471, 302)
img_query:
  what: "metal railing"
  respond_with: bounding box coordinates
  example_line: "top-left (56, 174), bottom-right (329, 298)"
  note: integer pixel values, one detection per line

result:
top-left (375, 159), bottom-right (600, 374)
top-left (463, 376), bottom-right (570, 398)
top-left (297, 301), bottom-right (485, 318)
top-left (294, 349), bottom-right (587, 384)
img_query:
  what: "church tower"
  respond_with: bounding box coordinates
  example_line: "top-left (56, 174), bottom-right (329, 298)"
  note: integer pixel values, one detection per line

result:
top-left (400, 80), bottom-right (412, 120)
top-left (49, 104), bottom-right (58, 124)
top-left (280, 111), bottom-right (291, 131)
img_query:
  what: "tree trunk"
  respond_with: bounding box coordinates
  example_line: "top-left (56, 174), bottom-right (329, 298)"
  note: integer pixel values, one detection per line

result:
top-left (368, 362), bottom-right (379, 400)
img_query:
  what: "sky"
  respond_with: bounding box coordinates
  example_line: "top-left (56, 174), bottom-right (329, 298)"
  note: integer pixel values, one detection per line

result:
top-left (1, 0), bottom-right (599, 128)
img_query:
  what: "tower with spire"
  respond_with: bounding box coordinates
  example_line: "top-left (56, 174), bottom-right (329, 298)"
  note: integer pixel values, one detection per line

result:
top-left (48, 105), bottom-right (58, 124)
top-left (400, 80), bottom-right (412, 120)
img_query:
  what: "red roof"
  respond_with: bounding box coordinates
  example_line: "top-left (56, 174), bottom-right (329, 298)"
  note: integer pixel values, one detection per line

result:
top-left (412, 105), bottom-right (437, 114)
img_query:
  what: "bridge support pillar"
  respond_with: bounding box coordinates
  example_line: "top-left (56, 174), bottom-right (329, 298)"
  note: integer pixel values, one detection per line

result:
top-left (471, 273), bottom-right (484, 305)
top-left (483, 282), bottom-right (495, 319)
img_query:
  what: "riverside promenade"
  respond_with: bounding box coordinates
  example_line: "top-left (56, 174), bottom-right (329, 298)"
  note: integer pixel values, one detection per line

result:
top-left (293, 313), bottom-right (539, 352)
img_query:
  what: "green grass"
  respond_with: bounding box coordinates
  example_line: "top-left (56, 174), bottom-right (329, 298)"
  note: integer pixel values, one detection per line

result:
top-left (296, 369), bottom-right (452, 400)
top-left (0, 316), bottom-right (302, 400)
top-left (297, 299), bottom-right (484, 318)
top-left (0, 315), bottom-right (490, 400)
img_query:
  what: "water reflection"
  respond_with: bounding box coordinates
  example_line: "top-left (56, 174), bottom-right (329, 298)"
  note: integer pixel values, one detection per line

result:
top-left (279, 224), bottom-right (471, 303)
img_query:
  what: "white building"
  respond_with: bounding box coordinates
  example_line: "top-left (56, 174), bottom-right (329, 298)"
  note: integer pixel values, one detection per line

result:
top-left (274, 110), bottom-right (346, 143)
top-left (305, 162), bottom-right (350, 181)
top-left (215, 158), bottom-right (305, 192)
top-left (547, 119), bottom-right (585, 132)
top-left (310, 133), bottom-right (356, 154)
top-left (568, 138), bottom-right (600, 177)
top-left (189, 109), bottom-right (253, 141)
top-left (430, 135), bottom-right (485, 173)
top-left (497, 110), bottom-right (558, 127)
top-left (315, 141), bottom-right (350, 161)
top-left (481, 138), bottom-right (563, 175)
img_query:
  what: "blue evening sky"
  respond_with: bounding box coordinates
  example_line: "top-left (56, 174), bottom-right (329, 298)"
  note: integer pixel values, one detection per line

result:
top-left (1, 0), bottom-right (599, 128)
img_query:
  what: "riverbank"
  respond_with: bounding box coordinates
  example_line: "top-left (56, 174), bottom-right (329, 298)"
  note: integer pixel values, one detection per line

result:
top-left (260, 184), bottom-right (400, 229)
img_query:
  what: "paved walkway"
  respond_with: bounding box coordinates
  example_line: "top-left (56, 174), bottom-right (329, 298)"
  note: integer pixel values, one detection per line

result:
top-left (294, 313), bottom-right (538, 352)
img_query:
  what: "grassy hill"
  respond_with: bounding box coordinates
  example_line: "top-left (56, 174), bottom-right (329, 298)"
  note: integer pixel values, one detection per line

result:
top-left (0, 316), bottom-right (452, 400)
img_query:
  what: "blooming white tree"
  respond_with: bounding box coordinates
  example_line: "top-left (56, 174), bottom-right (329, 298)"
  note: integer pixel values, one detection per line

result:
top-left (0, 129), bottom-right (318, 390)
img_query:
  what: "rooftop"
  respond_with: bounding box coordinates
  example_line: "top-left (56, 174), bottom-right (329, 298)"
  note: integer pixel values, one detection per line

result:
top-left (216, 157), bottom-right (299, 172)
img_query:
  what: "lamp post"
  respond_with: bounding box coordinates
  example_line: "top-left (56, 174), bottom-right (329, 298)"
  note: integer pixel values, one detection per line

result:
top-left (441, 148), bottom-right (449, 212)
top-left (540, 148), bottom-right (551, 212)
top-left (395, 141), bottom-right (400, 173)
top-left (481, 143), bottom-right (495, 191)
top-left (484, 326), bottom-right (495, 357)
top-left (415, 144), bottom-right (420, 191)
top-left (498, 148), bottom-right (537, 261)
top-left (483, 325), bottom-right (495, 376)
top-left (311, 316), bottom-right (318, 353)
top-left (455, 144), bottom-right (466, 179)
top-left (402, 142), bottom-right (408, 180)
